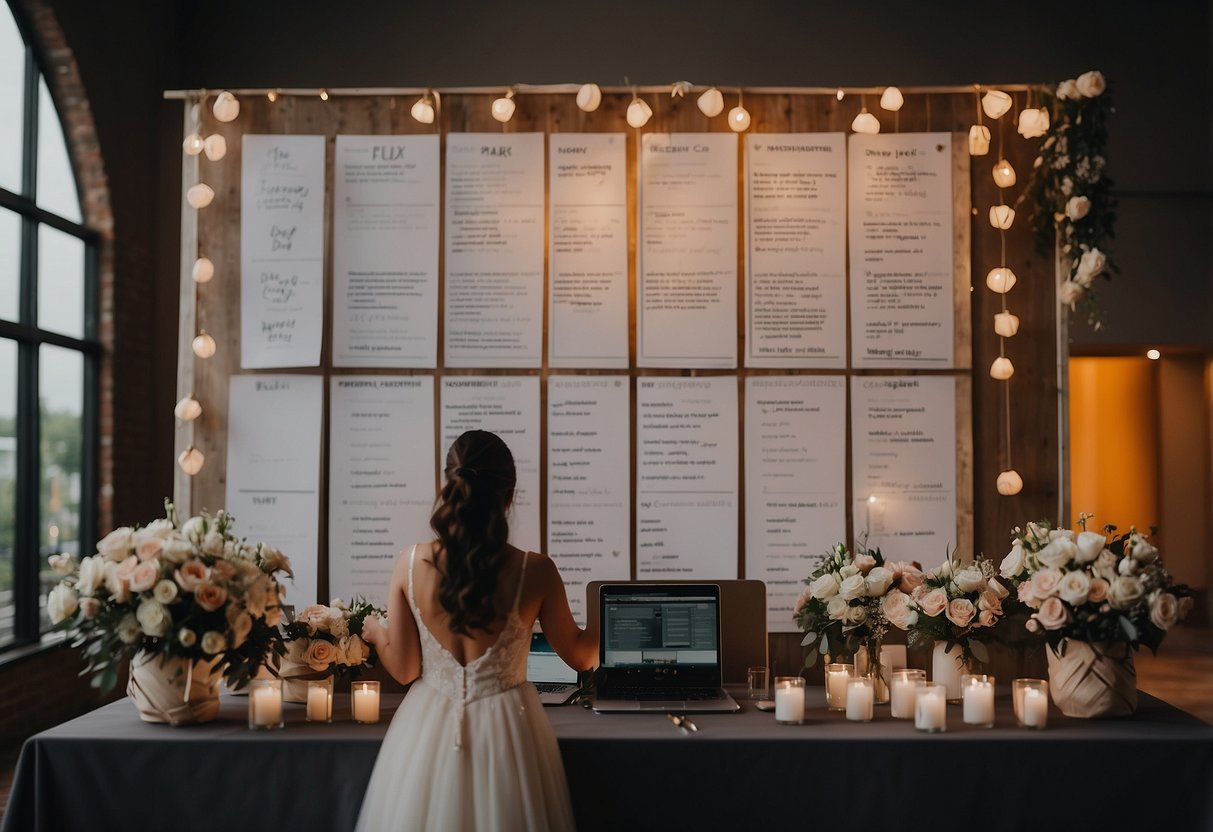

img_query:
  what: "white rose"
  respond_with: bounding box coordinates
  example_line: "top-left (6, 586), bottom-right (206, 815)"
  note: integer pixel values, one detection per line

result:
top-left (1026, 522), bottom-right (1050, 543)
top-left (200, 531), bottom-right (225, 557)
top-left (1059, 280), bottom-right (1084, 305)
top-left (201, 631), bottom-right (227, 655)
top-left (1076, 248), bottom-right (1107, 283)
top-left (839, 564), bottom-right (860, 580)
top-left (116, 613), bottom-right (141, 644)
top-left (104, 561), bottom-right (131, 603)
top-left (838, 574), bottom-right (867, 601)
top-left (1128, 533), bottom-right (1159, 563)
top-left (864, 566), bottom-right (894, 597)
top-left (1065, 196), bottom-right (1091, 221)
top-left (1149, 592), bottom-right (1180, 631)
top-left (181, 516), bottom-right (206, 541)
top-left (79, 597), bottom-right (102, 619)
top-left (153, 579), bottom-right (178, 605)
top-left (826, 596), bottom-right (849, 621)
top-left (77, 555), bottom-right (106, 596)
top-left (1000, 542), bottom-right (1026, 578)
top-left (844, 604), bottom-right (868, 626)
top-left (1118, 557), bottom-right (1139, 576)
top-left (1058, 570), bottom-right (1092, 606)
top-left (1056, 79), bottom-right (1080, 100)
top-left (160, 535), bottom-right (194, 565)
top-left (1094, 548), bottom-right (1119, 580)
top-left (97, 527), bottom-right (133, 561)
top-left (47, 583), bottom-right (78, 624)
top-left (1037, 538), bottom-right (1078, 569)
top-left (882, 591), bottom-right (919, 630)
top-left (136, 599), bottom-right (172, 637)
top-left (48, 553), bottom-right (75, 575)
top-left (1076, 70), bottom-right (1106, 97)
top-left (1075, 531), bottom-right (1106, 564)
top-left (809, 573), bottom-right (840, 600)
top-left (954, 568), bottom-right (987, 593)
top-left (1108, 576), bottom-right (1145, 610)
top-left (178, 627), bottom-right (198, 647)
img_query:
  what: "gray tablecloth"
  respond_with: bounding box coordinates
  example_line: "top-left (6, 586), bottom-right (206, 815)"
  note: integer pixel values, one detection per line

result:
top-left (6, 687), bottom-right (1213, 831)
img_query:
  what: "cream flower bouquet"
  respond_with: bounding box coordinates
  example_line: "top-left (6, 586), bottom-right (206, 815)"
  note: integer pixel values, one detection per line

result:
top-left (47, 501), bottom-right (292, 693)
top-left (278, 598), bottom-right (383, 698)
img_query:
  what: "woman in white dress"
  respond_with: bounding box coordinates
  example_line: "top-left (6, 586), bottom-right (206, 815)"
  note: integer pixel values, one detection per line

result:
top-left (357, 429), bottom-right (598, 831)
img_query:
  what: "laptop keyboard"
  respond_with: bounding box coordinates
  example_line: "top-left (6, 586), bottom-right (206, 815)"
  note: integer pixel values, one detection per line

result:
top-left (599, 687), bottom-right (722, 701)
top-left (534, 683), bottom-right (573, 694)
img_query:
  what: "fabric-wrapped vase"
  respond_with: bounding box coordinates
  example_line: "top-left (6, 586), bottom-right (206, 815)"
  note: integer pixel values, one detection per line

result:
top-left (127, 650), bottom-right (224, 726)
top-left (1046, 640), bottom-right (1137, 718)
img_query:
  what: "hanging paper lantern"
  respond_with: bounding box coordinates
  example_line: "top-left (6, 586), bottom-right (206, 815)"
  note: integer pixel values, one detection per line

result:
top-left (989, 205), bottom-right (1016, 229)
top-left (626, 97), bottom-right (653, 128)
top-left (212, 91), bottom-right (240, 123)
top-left (990, 356), bottom-right (1015, 380)
top-left (174, 396), bottom-right (202, 421)
top-left (993, 311), bottom-right (1020, 338)
top-left (728, 105), bottom-right (751, 132)
top-left (879, 86), bottom-right (904, 111)
top-left (968, 124), bottom-right (991, 156)
top-left (411, 95), bottom-right (435, 124)
top-left (697, 87), bottom-right (724, 117)
top-left (192, 257), bottom-right (215, 284)
top-left (851, 109), bottom-right (880, 134)
top-left (992, 159), bottom-right (1017, 188)
top-left (981, 90), bottom-right (1012, 119)
top-left (186, 183), bottom-right (215, 209)
top-left (576, 83), bottom-right (602, 112)
top-left (986, 267), bottom-right (1017, 294)
top-left (178, 446), bottom-right (205, 476)
top-left (996, 470), bottom-right (1024, 496)
top-left (203, 134), bottom-right (227, 161)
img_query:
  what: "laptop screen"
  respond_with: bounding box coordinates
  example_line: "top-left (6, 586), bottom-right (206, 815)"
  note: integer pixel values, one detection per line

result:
top-left (527, 633), bottom-right (579, 684)
top-left (601, 585), bottom-right (720, 672)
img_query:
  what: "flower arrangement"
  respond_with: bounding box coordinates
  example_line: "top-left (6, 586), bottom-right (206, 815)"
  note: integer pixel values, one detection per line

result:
top-left (1000, 514), bottom-right (1193, 653)
top-left (884, 556), bottom-right (1011, 664)
top-left (47, 502), bottom-right (291, 693)
top-left (794, 542), bottom-right (925, 667)
top-left (1026, 69), bottom-right (1116, 328)
top-left (280, 597), bottom-right (383, 681)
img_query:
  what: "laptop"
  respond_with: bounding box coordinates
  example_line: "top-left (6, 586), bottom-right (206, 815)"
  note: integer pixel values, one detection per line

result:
top-left (526, 633), bottom-right (581, 706)
top-left (591, 583), bottom-right (740, 714)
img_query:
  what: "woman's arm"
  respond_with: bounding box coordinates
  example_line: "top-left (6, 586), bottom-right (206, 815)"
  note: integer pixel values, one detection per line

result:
top-left (535, 555), bottom-right (599, 672)
top-left (361, 548), bottom-right (422, 685)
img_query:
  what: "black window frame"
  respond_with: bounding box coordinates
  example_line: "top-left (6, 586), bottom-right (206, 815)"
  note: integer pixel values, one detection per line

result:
top-left (0, 0), bottom-right (100, 651)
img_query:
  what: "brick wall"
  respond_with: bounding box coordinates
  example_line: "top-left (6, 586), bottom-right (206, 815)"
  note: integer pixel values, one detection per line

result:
top-left (0, 643), bottom-right (122, 749)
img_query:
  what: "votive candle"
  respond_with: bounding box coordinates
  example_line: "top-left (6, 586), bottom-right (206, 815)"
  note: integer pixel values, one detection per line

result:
top-left (1013, 679), bottom-right (1049, 729)
top-left (915, 683), bottom-right (947, 733)
top-left (825, 663), bottom-right (854, 711)
top-left (962, 674), bottom-right (996, 728)
top-left (306, 678), bottom-right (333, 723)
top-left (890, 669), bottom-right (926, 719)
top-left (846, 677), bottom-right (874, 722)
top-left (352, 680), bottom-right (381, 724)
top-left (248, 679), bottom-right (284, 730)
top-left (774, 676), bottom-right (806, 724)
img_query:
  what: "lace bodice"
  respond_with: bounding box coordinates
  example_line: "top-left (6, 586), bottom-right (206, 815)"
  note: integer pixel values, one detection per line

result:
top-left (408, 545), bottom-right (532, 706)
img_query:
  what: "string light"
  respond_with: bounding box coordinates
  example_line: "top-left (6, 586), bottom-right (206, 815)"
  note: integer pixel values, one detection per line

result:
top-left (177, 446), bottom-right (205, 476)
top-left (990, 356), bottom-right (1015, 380)
top-left (174, 396), bottom-right (203, 421)
top-left (985, 267), bottom-right (1017, 294)
top-left (576, 83), bottom-right (602, 112)
top-left (996, 470), bottom-right (1023, 496)
top-left (989, 204), bottom-right (1015, 229)
top-left (981, 89), bottom-right (1011, 119)
top-left (491, 90), bottom-right (516, 122)
top-left (203, 134), bottom-right (227, 161)
top-left (728, 91), bottom-right (751, 132)
top-left (1017, 107), bottom-right (1049, 138)
top-left (411, 93), bottom-right (436, 124)
top-left (879, 86), bottom-right (904, 111)
top-left (1147, 349), bottom-right (1161, 360)
top-left (626, 94), bottom-right (653, 128)
top-left (993, 311), bottom-right (1020, 337)
top-left (697, 87), bottom-right (724, 117)
top-left (992, 158), bottom-right (1017, 188)
top-left (968, 125), bottom-right (991, 155)
top-left (212, 91), bottom-right (240, 122)
top-left (191, 330), bottom-right (217, 359)
top-left (319, 88), bottom-right (330, 101)
top-left (192, 256), bottom-right (215, 284)
top-left (836, 88), bottom-right (845, 100)
top-left (186, 183), bottom-right (215, 209)
top-left (182, 133), bottom-right (205, 156)
top-left (266, 90), bottom-right (279, 103)
top-left (851, 108), bottom-right (880, 134)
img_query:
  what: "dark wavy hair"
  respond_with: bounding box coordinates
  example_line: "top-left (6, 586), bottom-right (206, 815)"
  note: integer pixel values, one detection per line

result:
top-left (430, 430), bottom-right (517, 635)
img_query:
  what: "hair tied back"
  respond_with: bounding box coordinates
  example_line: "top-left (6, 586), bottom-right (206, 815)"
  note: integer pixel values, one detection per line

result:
top-left (455, 466), bottom-right (479, 480)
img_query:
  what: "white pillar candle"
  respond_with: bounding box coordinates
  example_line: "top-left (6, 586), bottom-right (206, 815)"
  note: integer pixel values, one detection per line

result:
top-left (846, 679), bottom-right (874, 722)
top-left (1022, 688), bottom-right (1048, 728)
top-left (963, 680), bottom-right (996, 727)
top-left (353, 683), bottom-right (381, 724)
top-left (251, 686), bottom-right (282, 727)
top-left (825, 664), bottom-right (852, 710)
top-left (915, 686), bottom-right (947, 732)
top-left (306, 684), bottom-right (330, 722)
top-left (890, 671), bottom-right (925, 719)
top-left (774, 678), bottom-right (805, 724)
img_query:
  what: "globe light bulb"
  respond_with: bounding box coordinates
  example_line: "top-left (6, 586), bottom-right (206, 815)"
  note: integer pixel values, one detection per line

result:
top-left (993, 311), bottom-right (1020, 338)
top-left (851, 109), bottom-right (880, 134)
top-left (186, 183), bottom-right (215, 209)
top-left (989, 204), bottom-right (1016, 229)
top-left (411, 95), bottom-right (435, 124)
top-left (576, 83), bottom-right (602, 112)
top-left (728, 105), bottom-right (751, 132)
top-left (996, 470), bottom-right (1023, 496)
top-left (626, 97), bottom-right (653, 128)
top-left (879, 86), bottom-right (904, 112)
top-left (981, 90), bottom-right (1012, 120)
top-left (266, 90), bottom-right (279, 103)
top-left (697, 87), bottom-right (724, 117)
top-left (968, 124), bottom-right (991, 156)
top-left (992, 159), bottom-right (1017, 188)
top-left (192, 330), bottom-right (216, 359)
top-left (192, 256), bottom-right (215, 284)
top-left (182, 133), bottom-right (205, 156)
top-left (212, 91), bottom-right (240, 123)
top-left (174, 396), bottom-right (202, 421)
top-left (203, 134), bottom-right (227, 161)
top-left (178, 446), bottom-right (205, 476)
top-left (491, 93), bottom-right (516, 123)
top-left (986, 267), bottom-right (1017, 294)
top-left (990, 356), bottom-right (1015, 380)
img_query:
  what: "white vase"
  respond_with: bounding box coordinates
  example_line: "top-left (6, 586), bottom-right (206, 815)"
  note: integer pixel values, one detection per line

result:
top-left (931, 642), bottom-right (970, 702)
top-left (127, 650), bottom-right (224, 726)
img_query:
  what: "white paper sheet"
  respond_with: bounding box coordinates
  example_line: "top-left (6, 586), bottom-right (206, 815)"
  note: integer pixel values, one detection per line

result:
top-left (332, 136), bottom-right (440, 368)
top-left (328, 376), bottom-right (435, 607)
top-left (635, 376), bottom-right (738, 578)
top-left (443, 134), bottom-right (545, 368)
top-left (851, 376), bottom-right (957, 566)
top-left (226, 375), bottom-right (323, 606)
top-left (638, 133), bottom-right (738, 368)
top-left (439, 376), bottom-right (540, 551)
top-left (240, 135), bottom-right (326, 369)
top-left (849, 133), bottom-right (955, 368)
top-left (744, 376), bottom-right (847, 632)
top-left (547, 375), bottom-right (631, 625)
top-left (745, 134), bottom-right (847, 368)
top-left (548, 134), bottom-right (629, 368)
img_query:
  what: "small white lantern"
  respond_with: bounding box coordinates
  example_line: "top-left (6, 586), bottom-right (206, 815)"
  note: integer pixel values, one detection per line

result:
top-left (968, 124), bottom-right (991, 156)
top-left (626, 97), bottom-right (653, 128)
top-left (992, 159), bottom-right (1017, 189)
top-left (212, 91), bottom-right (240, 123)
top-left (851, 109), bottom-right (880, 134)
top-left (697, 87), bottom-right (724, 117)
top-left (192, 330), bottom-right (217, 359)
top-left (990, 356), bottom-right (1015, 380)
top-left (993, 311), bottom-right (1020, 338)
top-left (1017, 108), bottom-right (1048, 139)
top-left (182, 133), bottom-right (205, 156)
top-left (981, 90), bottom-right (1012, 120)
top-left (186, 183), bottom-right (215, 209)
top-left (989, 204), bottom-right (1016, 229)
top-left (728, 105), bottom-right (751, 132)
top-left (174, 396), bottom-right (203, 421)
top-left (986, 267), bottom-right (1017, 294)
top-left (203, 134), bottom-right (227, 161)
top-left (879, 86), bottom-right (904, 111)
top-left (192, 256), bottom-right (215, 284)
top-left (996, 470), bottom-right (1023, 496)
top-left (410, 95), bottom-right (435, 124)
top-left (491, 93), bottom-right (515, 123)
top-left (576, 83), bottom-right (602, 112)
top-left (178, 446), bottom-right (205, 476)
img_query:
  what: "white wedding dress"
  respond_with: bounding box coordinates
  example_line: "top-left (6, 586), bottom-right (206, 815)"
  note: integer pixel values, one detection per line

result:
top-left (355, 547), bottom-right (576, 831)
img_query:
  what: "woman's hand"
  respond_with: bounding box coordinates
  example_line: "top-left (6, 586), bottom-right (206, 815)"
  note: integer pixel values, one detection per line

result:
top-left (361, 614), bottom-right (387, 647)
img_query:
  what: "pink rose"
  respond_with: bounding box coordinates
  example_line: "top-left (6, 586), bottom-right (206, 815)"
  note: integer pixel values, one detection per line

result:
top-left (116, 555), bottom-right (140, 582)
top-left (136, 538), bottom-right (163, 562)
top-left (1088, 578), bottom-right (1110, 604)
top-left (194, 581), bottom-right (228, 612)
top-left (1030, 567), bottom-right (1062, 599)
top-left (1025, 617), bottom-right (1042, 633)
top-left (1149, 592), bottom-right (1180, 631)
top-left (79, 597), bottom-right (102, 619)
top-left (977, 590), bottom-right (1003, 614)
top-left (1034, 596), bottom-right (1070, 630)
top-left (298, 604), bottom-right (332, 631)
top-left (1017, 580), bottom-right (1038, 607)
top-left (852, 553), bottom-right (877, 574)
top-left (211, 560), bottom-right (238, 580)
top-left (882, 591), bottom-right (919, 631)
top-left (129, 559), bottom-right (161, 593)
top-left (304, 639), bottom-right (338, 672)
top-left (977, 609), bottom-right (997, 627)
top-left (918, 588), bottom-right (949, 618)
top-left (897, 565), bottom-right (926, 593)
top-left (793, 587), bottom-right (813, 615)
top-left (945, 598), bottom-right (976, 628)
top-left (175, 560), bottom-right (210, 592)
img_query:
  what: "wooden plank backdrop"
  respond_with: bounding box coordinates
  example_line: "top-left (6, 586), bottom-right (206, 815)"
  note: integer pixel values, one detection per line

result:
top-left (176, 89), bottom-right (1057, 682)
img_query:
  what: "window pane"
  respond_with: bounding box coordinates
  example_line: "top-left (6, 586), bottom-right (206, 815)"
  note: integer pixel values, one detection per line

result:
top-left (0, 8), bottom-right (23, 194)
top-left (0, 208), bottom-right (18, 322)
top-left (38, 344), bottom-right (82, 633)
top-left (37, 223), bottom-right (85, 338)
top-left (0, 338), bottom-right (15, 647)
top-left (36, 78), bottom-right (81, 223)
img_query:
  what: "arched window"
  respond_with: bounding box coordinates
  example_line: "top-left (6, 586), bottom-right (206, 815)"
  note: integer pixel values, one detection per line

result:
top-left (0, 1), bottom-right (99, 649)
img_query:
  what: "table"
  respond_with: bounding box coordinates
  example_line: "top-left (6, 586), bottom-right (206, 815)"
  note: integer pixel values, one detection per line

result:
top-left (5, 687), bottom-right (1213, 831)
